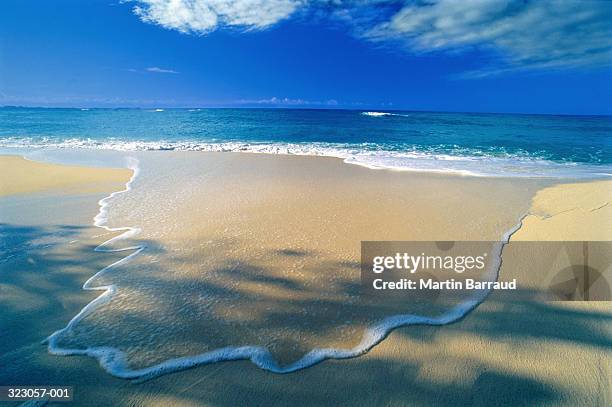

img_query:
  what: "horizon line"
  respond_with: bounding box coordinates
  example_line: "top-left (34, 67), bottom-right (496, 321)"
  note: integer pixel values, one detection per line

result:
top-left (1, 105), bottom-right (611, 118)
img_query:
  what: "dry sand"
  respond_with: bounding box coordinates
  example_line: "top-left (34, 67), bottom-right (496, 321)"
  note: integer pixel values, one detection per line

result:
top-left (512, 180), bottom-right (612, 241)
top-left (502, 180), bottom-right (612, 303)
top-left (0, 154), bottom-right (131, 196)
top-left (0, 153), bottom-right (610, 406)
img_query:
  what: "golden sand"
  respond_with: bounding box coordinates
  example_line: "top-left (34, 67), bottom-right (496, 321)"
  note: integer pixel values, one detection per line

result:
top-left (49, 152), bottom-right (544, 367)
top-left (0, 154), bottom-right (132, 196)
top-left (512, 180), bottom-right (612, 241)
top-left (1, 153), bottom-right (610, 406)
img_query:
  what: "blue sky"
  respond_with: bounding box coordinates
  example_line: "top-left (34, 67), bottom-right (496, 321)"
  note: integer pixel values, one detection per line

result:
top-left (1, 0), bottom-right (611, 114)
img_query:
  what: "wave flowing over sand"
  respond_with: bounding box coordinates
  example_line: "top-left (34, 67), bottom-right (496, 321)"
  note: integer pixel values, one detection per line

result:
top-left (44, 155), bottom-right (529, 382)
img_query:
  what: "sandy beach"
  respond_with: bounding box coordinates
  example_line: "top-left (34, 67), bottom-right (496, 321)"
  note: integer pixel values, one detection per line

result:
top-left (0, 155), bottom-right (131, 196)
top-left (512, 180), bottom-right (612, 241)
top-left (1, 152), bottom-right (610, 406)
top-left (3, 1), bottom-right (611, 404)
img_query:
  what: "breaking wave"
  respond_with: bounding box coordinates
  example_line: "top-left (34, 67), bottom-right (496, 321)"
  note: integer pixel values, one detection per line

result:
top-left (1, 136), bottom-right (609, 178)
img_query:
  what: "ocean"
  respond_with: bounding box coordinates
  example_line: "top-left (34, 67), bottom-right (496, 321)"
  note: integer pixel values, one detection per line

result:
top-left (1, 107), bottom-right (611, 177)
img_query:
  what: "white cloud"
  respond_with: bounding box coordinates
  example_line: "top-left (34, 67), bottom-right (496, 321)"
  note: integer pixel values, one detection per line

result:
top-left (146, 66), bottom-right (179, 73)
top-left (364, 0), bottom-right (612, 75)
top-left (128, 1), bottom-right (612, 76)
top-left (131, 0), bottom-right (304, 34)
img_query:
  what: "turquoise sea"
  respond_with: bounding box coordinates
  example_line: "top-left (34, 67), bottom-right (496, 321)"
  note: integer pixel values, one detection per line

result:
top-left (1, 107), bottom-right (610, 177)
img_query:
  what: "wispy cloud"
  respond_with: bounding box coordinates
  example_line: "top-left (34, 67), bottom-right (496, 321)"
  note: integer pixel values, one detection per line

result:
top-left (237, 96), bottom-right (339, 106)
top-left (128, 0), bottom-right (612, 77)
top-left (130, 0), bottom-right (303, 34)
top-left (146, 66), bottom-right (179, 74)
top-left (363, 0), bottom-right (612, 77)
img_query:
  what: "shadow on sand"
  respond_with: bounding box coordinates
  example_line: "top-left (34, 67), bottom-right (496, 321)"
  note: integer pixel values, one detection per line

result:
top-left (1, 222), bottom-right (610, 406)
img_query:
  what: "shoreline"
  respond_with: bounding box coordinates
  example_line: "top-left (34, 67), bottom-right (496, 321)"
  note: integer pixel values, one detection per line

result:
top-left (44, 200), bottom-right (524, 381)
top-left (1, 142), bottom-right (610, 179)
top-left (2, 153), bottom-right (608, 407)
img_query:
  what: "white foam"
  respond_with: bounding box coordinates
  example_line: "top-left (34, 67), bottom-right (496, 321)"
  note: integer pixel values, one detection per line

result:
top-left (1, 138), bottom-right (608, 178)
top-left (361, 111), bottom-right (393, 117)
top-left (361, 111), bottom-right (411, 118)
top-left (44, 156), bottom-right (528, 380)
top-left (45, 157), bottom-right (145, 363)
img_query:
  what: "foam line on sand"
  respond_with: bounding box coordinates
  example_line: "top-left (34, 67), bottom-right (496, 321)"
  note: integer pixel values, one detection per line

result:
top-left (45, 159), bottom-right (527, 381)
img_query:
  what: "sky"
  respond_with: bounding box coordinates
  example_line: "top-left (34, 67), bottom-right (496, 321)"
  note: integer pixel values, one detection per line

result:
top-left (1, 0), bottom-right (611, 114)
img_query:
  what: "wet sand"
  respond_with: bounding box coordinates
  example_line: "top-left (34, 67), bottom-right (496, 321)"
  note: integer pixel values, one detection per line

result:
top-left (1, 152), bottom-right (610, 406)
top-left (45, 151), bottom-right (545, 370)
